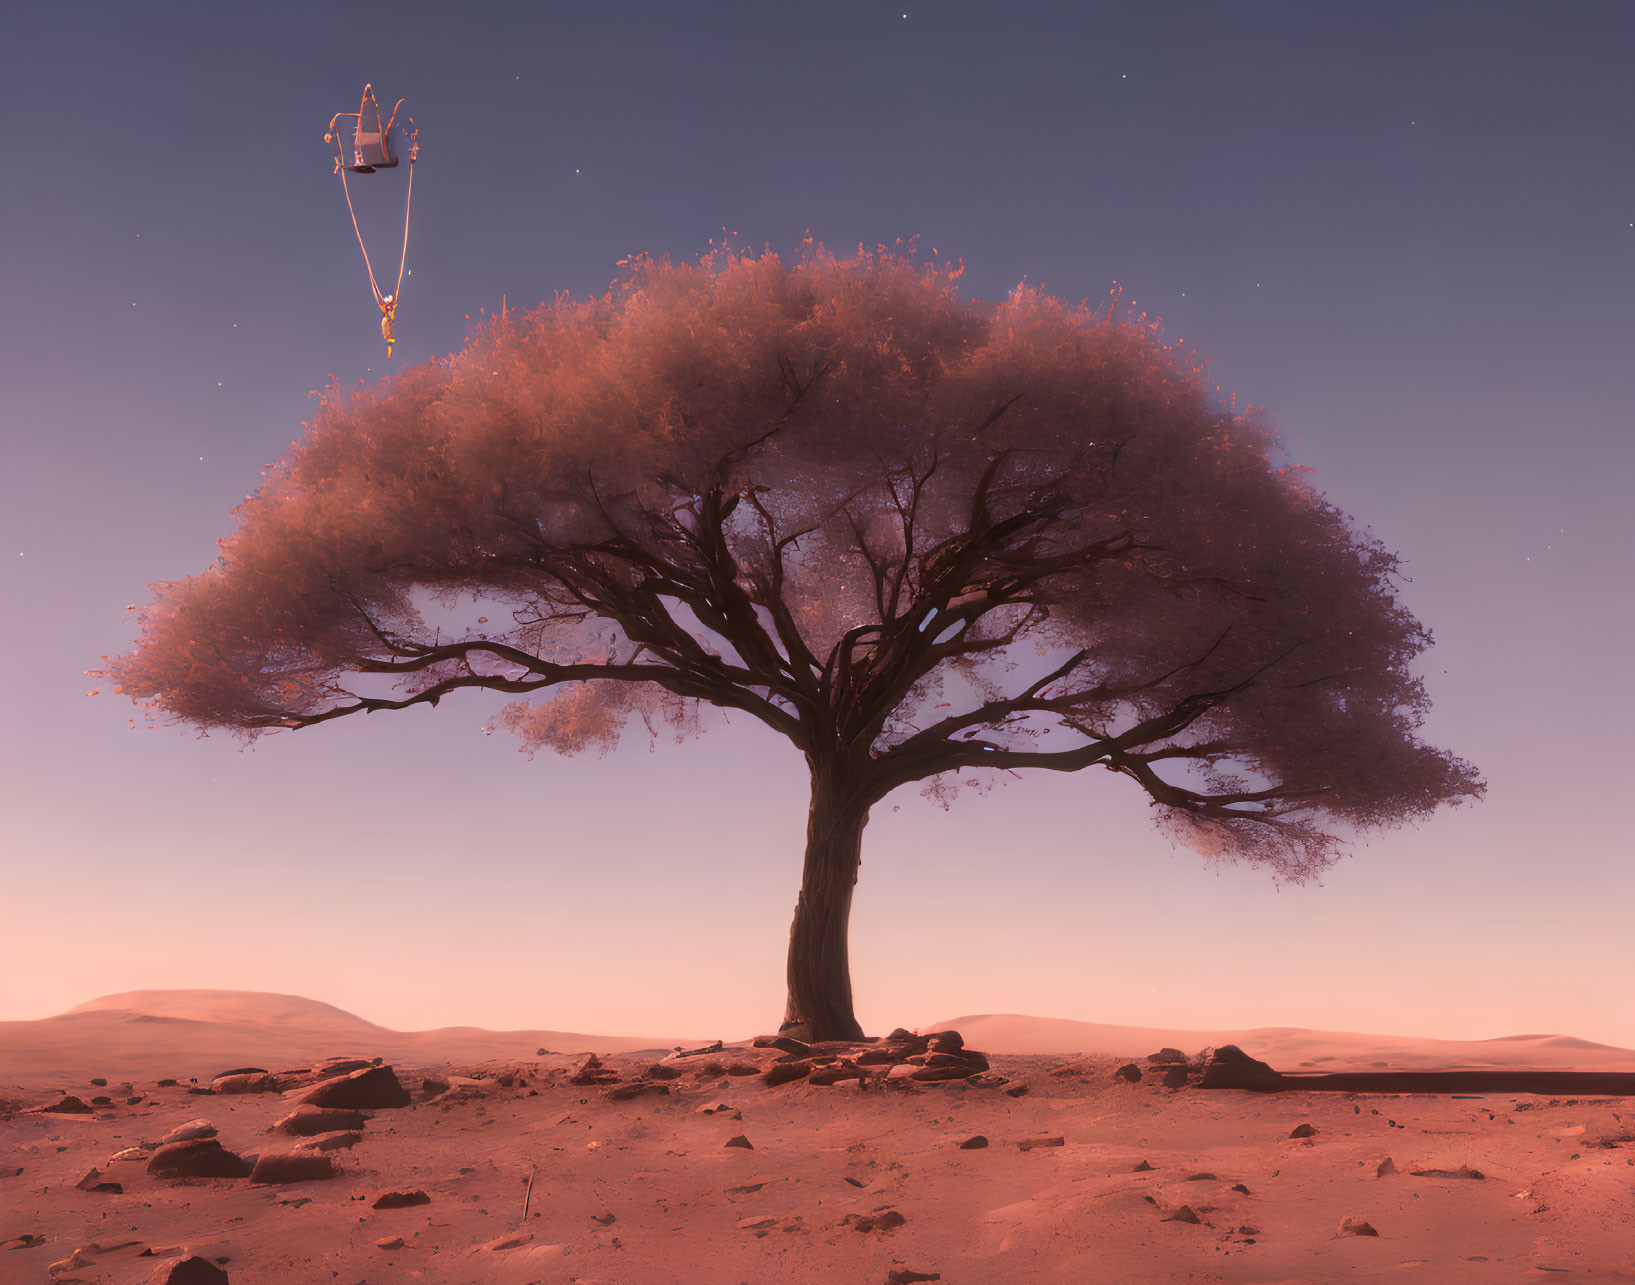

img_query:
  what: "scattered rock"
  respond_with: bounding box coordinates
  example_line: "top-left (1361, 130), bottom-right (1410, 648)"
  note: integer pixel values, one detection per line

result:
top-left (957, 1135), bottom-right (989, 1150)
top-left (212, 1073), bottom-right (280, 1095)
top-left (1113, 1063), bottom-right (1142, 1084)
top-left (373, 1189), bottom-right (431, 1209)
top-left (147, 1138), bottom-right (252, 1179)
top-left (273, 1106), bottom-right (369, 1136)
top-left (723, 1134), bottom-right (754, 1150)
top-left (1161, 1066), bottom-right (1190, 1088)
top-left (293, 1130), bottom-right (363, 1153)
top-left (886, 1271), bottom-right (941, 1284)
top-left (604, 1081), bottom-right (671, 1102)
top-left (161, 1119), bottom-right (218, 1144)
top-left (568, 1054), bottom-right (619, 1086)
top-left (376, 1237), bottom-right (404, 1250)
top-left (42, 1095), bottom-right (93, 1115)
top-left (151, 1255), bottom-right (230, 1284)
top-left (764, 1062), bottom-right (813, 1087)
top-left (249, 1151), bottom-right (338, 1184)
top-left (1017, 1136), bottom-right (1065, 1151)
top-left (1199, 1044), bottom-right (1283, 1091)
top-left (1289, 1123), bottom-right (1318, 1138)
top-left (1147, 1047), bottom-right (1188, 1064)
top-left (1163, 1205), bottom-right (1201, 1224)
top-left (1410, 1164), bottom-right (1485, 1179)
top-left (910, 1065), bottom-right (976, 1082)
top-left (849, 1209), bottom-right (907, 1232)
top-left (300, 1065), bottom-right (409, 1110)
top-left (1376, 1157), bottom-right (1398, 1178)
top-left (311, 1058), bottom-right (372, 1077)
top-left (695, 1102), bottom-right (736, 1115)
top-left (1338, 1215), bottom-right (1379, 1237)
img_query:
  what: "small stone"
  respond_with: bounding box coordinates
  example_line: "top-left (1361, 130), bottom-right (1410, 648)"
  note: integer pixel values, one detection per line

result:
top-left (1231, 1183), bottom-right (1251, 1194)
top-left (695, 1102), bottom-right (735, 1115)
top-left (723, 1134), bottom-right (754, 1150)
top-left (725, 1063), bottom-right (762, 1077)
top-left (1017, 1136), bottom-right (1065, 1151)
top-left (376, 1237), bottom-right (404, 1250)
top-left (155, 1078), bottom-right (179, 1087)
top-left (738, 1215), bottom-right (778, 1230)
top-left (1409, 1164), bottom-right (1485, 1180)
top-left (590, 1212), bottom-right (615, 1225)
top-left (88, 1181), bottom-right (124, 1194)
top-left (604, 1081), bottom-right (670, 1101)
top-left (886, 1271), bottom-right (942, 1284)
top-left (1132, 1160), bottom-right (1153, 1172)
top-left (75, 1167), bottom-right (104, 1190)
top-left (763, 1061), bottom-right (812, 1087)
top-left (161, 1118), bottom-right (218, 1144)
top-left (292, 1130), bottom-right (363, 1153)
top-left (1113, 1063), bottom-right (1142, 1084)
top-left (1002, 1084), bottom-right (1029, 1098)
top-left (91, 1095), bottom-right (113, 1105)
top-left (1376, 1157), bottom-right (1397, 1177)
top-left (957, 1135), bottom-right (988, 1150)
top-left (3, 1234), bottom-right (46, 1250)
top-left (1289, 1123), bottom-right (1318, 1138)
top-left (696, 1061), bottom-right (729, 1077)
top-left (925, 1031), bottom-right (964, 1053)
top-left (273, 1106), bottom-right (369, 1136)
top-left (300, 1065), bottom-right (409, 1110)
top-left (373, 1189), bottom-right (431, 1209)
top-left (152, 1255), bottom-right (230, 1284)
top-left (1163, 1205), bottom-right (1201, 1224)
top-left (851, 1209), bottom-right (906, 1232)
top-left (249, 1151), bottom-right (338, 1184)
top-left (42, 1095), bottom-right (93, 1115)
top-left (147, 1138), bottom-right (252, 1179)
top-left (1338, 1215), bottom-right (1379, 1237)
top-left (725, 1182), bottom-right (765, 1193)
top-left (1185, 1171), bottom-right (1218, 1181)
top-left (89, 1077), bottom-right (107, 1086)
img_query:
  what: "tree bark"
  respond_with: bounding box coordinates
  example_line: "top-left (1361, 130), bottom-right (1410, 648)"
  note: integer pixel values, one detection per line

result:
top-left (781, 763), bottom-right (869, 1042)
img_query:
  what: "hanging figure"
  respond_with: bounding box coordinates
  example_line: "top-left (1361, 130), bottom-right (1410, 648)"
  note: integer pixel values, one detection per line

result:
top-left (325, 85), bottom-right (418, 357)
top-left (378, 294), bottom-right (397, 357)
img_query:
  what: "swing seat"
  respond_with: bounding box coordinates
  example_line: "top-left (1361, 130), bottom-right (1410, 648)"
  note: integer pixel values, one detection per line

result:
top-left (348, 128), bottom-right (398, 173)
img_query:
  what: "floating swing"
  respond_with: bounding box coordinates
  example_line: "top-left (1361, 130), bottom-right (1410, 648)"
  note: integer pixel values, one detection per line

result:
top-left (325, 84), bottom-right (418, 357)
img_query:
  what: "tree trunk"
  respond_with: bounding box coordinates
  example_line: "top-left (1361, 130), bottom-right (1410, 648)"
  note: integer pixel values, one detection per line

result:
top-left (781, 764), bottom-right (869, 1042)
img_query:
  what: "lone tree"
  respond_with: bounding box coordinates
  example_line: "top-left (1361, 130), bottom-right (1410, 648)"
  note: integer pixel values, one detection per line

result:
top-left (105, 242), bottom-right (1483, 1041)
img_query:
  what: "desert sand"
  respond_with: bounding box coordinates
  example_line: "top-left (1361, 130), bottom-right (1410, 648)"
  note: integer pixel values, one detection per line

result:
top-left (2, 991), bottom-right (1632, 1283)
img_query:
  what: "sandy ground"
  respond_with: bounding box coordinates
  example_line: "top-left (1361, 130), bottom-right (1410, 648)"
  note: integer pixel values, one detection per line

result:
top-left (2, 993), bottom-right (1632, 1283)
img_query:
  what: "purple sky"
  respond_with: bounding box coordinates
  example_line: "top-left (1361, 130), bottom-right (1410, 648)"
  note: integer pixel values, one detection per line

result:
top-left (3, 2), bottom-right (1631, 1047)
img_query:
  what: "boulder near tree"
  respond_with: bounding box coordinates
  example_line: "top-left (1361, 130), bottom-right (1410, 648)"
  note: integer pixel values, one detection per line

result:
top-left (104, 240), bottom-right (1483, 1041)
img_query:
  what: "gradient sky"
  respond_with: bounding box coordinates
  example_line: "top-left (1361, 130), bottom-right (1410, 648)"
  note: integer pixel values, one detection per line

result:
top-left (3, 2), bottom-right (1631, 1048)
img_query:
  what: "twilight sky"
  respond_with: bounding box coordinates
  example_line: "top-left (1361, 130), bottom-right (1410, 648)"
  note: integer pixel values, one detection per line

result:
top-left (3, 1), bottom-right (1631, 1047)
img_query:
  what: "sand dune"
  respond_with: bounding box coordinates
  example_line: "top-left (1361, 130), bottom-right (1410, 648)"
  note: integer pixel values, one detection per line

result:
top-left (928, 1012), bottom-right (1635, 1071)
top-left (6, 992), bottom-right (1629, 1083)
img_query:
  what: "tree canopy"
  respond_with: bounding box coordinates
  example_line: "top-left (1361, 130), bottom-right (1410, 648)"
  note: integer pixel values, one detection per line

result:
top-left (104, 240), bottom-right (1482, 1036)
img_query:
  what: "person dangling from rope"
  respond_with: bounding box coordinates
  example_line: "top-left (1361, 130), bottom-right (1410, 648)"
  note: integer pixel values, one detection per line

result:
top-left (378, 293), bottom-right (397, 357)
top-left (325, 85), bottom-right (417, 357)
